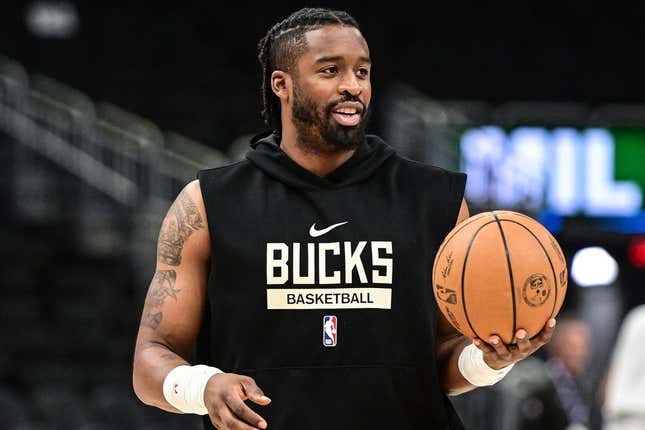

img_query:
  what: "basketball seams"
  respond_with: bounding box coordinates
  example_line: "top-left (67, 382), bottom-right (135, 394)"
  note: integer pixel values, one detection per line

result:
top-left (460, 220), bottom-right (498, 341)
top-left (433, 210), bottom-right (565, 345)
top-left (492, 212), bottom-right (517, 344)
top-left (432, 212), bottom-right (495, 284)
top-left (432, 212), bottom-right (491, 295)
top-left (498, 219), bottom-right (559, 321)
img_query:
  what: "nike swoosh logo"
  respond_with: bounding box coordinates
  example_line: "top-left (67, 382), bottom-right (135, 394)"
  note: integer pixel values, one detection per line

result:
top-left (309, 221), bottom-right (349, 238)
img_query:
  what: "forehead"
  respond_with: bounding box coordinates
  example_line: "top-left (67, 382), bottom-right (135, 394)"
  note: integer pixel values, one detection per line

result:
top-left (300, 25), bottom-right (369, 63)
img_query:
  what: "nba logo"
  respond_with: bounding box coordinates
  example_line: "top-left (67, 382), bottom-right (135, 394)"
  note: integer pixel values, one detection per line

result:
top-left (323, 315), bottom-right (337, 347)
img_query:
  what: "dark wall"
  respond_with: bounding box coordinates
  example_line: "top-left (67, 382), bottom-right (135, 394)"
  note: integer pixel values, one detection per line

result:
top-left (2, 2), bottom-right (643, 150)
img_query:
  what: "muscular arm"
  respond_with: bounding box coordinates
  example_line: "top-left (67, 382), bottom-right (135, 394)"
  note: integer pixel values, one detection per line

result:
top-left (133, 180), bottom-right (210, 411)
top-left (436, 198), bottom-right (477, 396)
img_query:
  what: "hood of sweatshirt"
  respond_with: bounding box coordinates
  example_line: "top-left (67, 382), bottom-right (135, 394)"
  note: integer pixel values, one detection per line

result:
top-left (246, 131), bottom-right (396, 191)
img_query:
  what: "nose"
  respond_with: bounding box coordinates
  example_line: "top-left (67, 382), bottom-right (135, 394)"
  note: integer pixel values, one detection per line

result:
top-left (338, 73), bottom-right (362, 97)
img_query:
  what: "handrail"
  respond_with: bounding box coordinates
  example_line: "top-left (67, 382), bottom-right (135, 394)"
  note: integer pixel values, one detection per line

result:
top-left (0, 53), bottom-right (235, 296)
top-left (163, 132), bottom-right (229, 182)
top-left (1, 103), bottom-right (139, 206)
top-left (0, 54), bottom-right (229, 211)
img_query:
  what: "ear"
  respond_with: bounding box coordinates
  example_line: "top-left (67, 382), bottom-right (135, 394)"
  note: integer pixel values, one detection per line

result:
top-left (271, 70), bottom-right (291, 102)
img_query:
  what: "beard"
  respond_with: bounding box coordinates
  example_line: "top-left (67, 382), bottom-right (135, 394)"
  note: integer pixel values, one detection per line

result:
top-left (291, 81), bottom-right (370, 155)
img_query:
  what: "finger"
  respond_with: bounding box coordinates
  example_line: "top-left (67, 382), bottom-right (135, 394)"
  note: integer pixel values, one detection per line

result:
top-left (239, 376), bottom-right (272, 405)
top-left (472, 338), bottom-right (495, 354)
top-left (225, 392), bottom-right (268, 430)
top-left (488, 335), bottom-right (512, 360)
top-left (212, 405), bottom-right (260, 430)
top-left (536, 318), bottom-right (557, 345)
top-left (515, 329), bottom-right (532, 354)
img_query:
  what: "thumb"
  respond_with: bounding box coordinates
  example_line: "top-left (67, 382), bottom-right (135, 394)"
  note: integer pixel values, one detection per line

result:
top-left (239, 376), bottom-right (271, 405)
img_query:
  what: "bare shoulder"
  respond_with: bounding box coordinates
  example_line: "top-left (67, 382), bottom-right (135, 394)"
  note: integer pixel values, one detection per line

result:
top-left (178, 179), bottom-right (206, 219)
top-left (184, 179), bottom-right (204, 204)
top-left (157, 179), bottom-right (210, 267)
top-left (455, 198), bottom-right (470, 227)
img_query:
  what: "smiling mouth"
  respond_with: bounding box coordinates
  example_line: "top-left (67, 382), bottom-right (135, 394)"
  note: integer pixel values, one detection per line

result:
top-left (330, 105), bottom-right (363, 127)
top-left (331, 111), bottom-right (361, 126)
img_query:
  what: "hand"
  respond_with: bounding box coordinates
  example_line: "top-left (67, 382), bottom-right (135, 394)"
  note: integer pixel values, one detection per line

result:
top-left (473, 318), bottom-right (557, 370)
top-left (204, 373), bottom-right (271, 430)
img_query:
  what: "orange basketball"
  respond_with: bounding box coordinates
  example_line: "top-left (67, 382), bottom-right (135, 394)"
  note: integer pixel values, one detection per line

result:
top-left (432, 210), bottom-right (568, 344)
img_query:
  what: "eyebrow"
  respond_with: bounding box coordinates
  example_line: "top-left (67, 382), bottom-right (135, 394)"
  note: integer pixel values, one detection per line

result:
top-left (314, 55), bottom-right (372, 65)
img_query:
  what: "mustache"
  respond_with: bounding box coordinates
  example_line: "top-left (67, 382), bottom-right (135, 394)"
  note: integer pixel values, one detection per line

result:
top-left (326, 95), bottom-right (367, 114)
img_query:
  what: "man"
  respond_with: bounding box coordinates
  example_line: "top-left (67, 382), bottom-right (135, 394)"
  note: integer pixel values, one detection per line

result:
top-left (543, 316), bottom-right (592, 429)
top-left (501, 315), bottom-right (591, 430)
top-left (133, 8), bottom-right (556, 429)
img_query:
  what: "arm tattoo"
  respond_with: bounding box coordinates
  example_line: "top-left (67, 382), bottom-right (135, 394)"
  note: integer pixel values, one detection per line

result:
top-left (141, 269), bottom-right (180, 329)
top-left (157, 190), bottom-right (204, 266)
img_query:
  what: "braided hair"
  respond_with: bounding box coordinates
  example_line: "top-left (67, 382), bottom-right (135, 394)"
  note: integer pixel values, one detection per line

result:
top-left (257, 8), bottom-right (360, 134)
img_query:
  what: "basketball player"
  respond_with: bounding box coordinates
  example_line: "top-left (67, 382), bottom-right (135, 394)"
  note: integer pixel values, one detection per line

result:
top-left (132, 8), bottom-right (556, 429)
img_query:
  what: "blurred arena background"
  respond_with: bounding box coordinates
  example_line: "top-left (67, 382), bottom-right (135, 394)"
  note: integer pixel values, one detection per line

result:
top-left (1, 2), bottom-right (644, 429)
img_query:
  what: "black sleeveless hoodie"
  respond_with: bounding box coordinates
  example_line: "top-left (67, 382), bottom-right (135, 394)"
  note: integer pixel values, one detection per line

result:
top-left (197, 132), bottom-right (466, 429)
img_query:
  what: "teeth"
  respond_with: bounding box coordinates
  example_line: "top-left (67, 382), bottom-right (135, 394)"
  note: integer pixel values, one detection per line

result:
top-left (334, 108), bottom-right (358, 114)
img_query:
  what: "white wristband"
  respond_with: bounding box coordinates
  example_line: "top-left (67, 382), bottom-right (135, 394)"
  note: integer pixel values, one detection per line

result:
top-left (457, 343), bottom-right (514, 386)
top-left (162, 365), bottom-right (223, 415)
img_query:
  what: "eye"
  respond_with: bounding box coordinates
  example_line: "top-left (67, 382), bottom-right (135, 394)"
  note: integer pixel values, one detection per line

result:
top-left (357, 67), bottom-right (370, 78)
top-left (321, 65), bottom-right (339, 74)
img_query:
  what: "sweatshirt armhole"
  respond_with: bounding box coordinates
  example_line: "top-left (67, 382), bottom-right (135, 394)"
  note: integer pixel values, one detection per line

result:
top-left (196, 169), bottom-right (218, 261)
top-left (447, 172), bottom-right (467, 229)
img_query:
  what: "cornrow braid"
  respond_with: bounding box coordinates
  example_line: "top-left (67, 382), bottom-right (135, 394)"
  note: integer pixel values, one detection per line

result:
top-left (257, 8), bottom-right (360, 134)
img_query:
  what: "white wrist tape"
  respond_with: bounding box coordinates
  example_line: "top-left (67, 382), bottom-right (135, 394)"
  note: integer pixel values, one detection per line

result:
top-left (458, 343), bottom-right (514, 386)
top-left (162, 365), bottom-right (223, 415)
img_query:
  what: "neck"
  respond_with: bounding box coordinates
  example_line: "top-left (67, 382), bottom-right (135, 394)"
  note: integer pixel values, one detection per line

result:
top-left (279, 126), bottom-right (356, 177)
